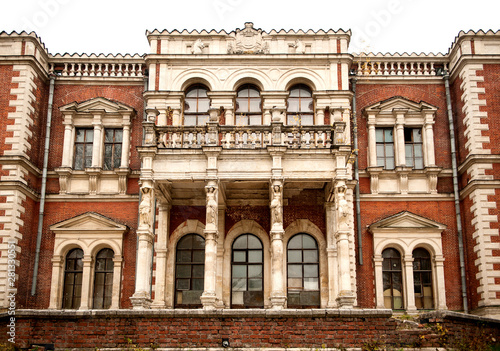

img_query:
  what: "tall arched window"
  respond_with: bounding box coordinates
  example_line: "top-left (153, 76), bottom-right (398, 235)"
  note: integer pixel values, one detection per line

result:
top-left (93, 248), bottom-right (114, 309)
top-left (231, 234), bottom-right (264, 308)
top-left (413, 248), bottom-right (433, 309)
top-left (62, 248), bottom-right (84, 309)
top-left (287, 233), bottom-right (320, 308)
top-left (235, 84), bottom-right (262, 125)
top-left (175, 234), bottom-right (205, 307)
top-left (184, 85), bottom-right (210, 126)
top-left (382, 248), bottom-right (403, 309)
top-left (287, 84), bottom-right (314, 126)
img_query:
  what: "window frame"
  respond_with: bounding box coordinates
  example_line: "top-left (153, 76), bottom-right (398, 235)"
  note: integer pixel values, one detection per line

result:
top-left (184, 84), bottom-right (210, 126)
top-left (382, 248), bottom-right (404, 310)
top-left (286, 233), bottom-right (320, 308)
top-left (287, 84), bottom-right (314, 126)
top-left (412, 247), bottom-right (434, 310)
top-left (376, 127), bottom-right (395, 170)
top-left (73, 128), bottom-right (94, 170)
top-left (174, 234), bottom-right (206, 308)
top-left (103, 128), bottom-right (123, 171)
top-left (92, 248), bottom-right (115, 309)
top-left (235, 84), bottom-right (262, 126)
top-left (404, 127), bottom-right (424, 169)
top-left (62, 248), bottom-right (84, 309)
top-left (230, 233), bottom-right (264, 309)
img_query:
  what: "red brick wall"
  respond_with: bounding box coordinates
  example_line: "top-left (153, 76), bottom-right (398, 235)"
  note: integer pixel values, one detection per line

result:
top-left (3, 311), bottom-right (499, 350)
top-left (25, 73), bottom-right (48, 172)
top-left (477, 64), bottom-right (500, 154)
top-left (17, 201), bottom-right (139, 309)
top-left (0, 65), bottom-right (18, 156)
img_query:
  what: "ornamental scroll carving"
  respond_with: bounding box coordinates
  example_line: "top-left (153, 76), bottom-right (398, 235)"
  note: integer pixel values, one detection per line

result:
top-left (228, 22), bottom-right (269, 54)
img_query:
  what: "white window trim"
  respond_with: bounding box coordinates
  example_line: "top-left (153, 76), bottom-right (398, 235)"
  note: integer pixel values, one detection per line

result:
top-left (364, 97), bottom-right (441, 195)
top-left (48, 212), bottom-right (127, 310)
top-left (57, 98), bottom-right (135, 195)
top-left (369, 211), bottom-right (447, 312)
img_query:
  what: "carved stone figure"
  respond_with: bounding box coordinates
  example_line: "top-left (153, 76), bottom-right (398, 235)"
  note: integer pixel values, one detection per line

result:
top-left (294, 39), bottom-right (305, 54)
top-left (139, 185), bottom-right (152, 228)
top-left (336, 184), bottom-right (350, 230)
top-left (192, 39), bottom-right (205, 54)
top-left (206, 186), bottom-right (217, 226)
top-left (270, 184), bottom-right (283, 227)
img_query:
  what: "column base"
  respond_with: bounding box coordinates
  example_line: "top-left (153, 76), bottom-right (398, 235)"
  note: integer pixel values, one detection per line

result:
top-left (336, 290), bottom-right (355, 309)
top-left (200, 293), bottom-right (218, 310)
top-left (270, 295), bottom-right (287, 310)
top-left (130, 292), bottom-right (152, 310)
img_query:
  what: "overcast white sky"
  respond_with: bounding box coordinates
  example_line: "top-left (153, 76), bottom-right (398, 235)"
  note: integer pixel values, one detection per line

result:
top-left (1, 0), bottom-right (499, 55)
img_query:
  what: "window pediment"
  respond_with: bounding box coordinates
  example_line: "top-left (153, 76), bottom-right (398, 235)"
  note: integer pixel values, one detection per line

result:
top-left (50, 212), bottom-right (128, 234)
top-left (369, 211), bottom-right (446, 232)
top-left (60, 97), bottom-right (135, 115)
top-left (363, 96), bottom-right (437, 117)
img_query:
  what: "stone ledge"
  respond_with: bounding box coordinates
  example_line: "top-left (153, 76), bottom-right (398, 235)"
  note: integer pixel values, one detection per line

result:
top-left (4, 308), bottom-right (393, 319)
top-left (420, 310), bottom-right (500, 325)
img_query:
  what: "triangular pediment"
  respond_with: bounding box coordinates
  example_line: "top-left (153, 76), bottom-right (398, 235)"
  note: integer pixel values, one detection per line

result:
top-left (50, 212), bottom-right (128, 233)
top-left (369, 211), bottom-right (446, 231)
top-left (60, 97), bottom-right (135, 114)
top-left (364, 96), bottom-right (437, 115)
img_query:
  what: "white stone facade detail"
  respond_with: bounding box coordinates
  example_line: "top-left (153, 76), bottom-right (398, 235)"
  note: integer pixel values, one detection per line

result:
top-left (460, 64), bottom-right (489, 157)
top-left (5, 65), bottom-right (37, 158)
top-left (0, 189), bottom-right (26, 308)
top-left (469, 188), bottom-right (500, 309)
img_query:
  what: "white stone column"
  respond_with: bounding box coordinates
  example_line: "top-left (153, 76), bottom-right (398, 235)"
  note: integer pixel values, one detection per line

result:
top-left (270, 179), bottom-right (286, 309)
top-left (48, 256), bottom-right (63, 309)
top-left (215, 207), bottom-right (225, 308)
top-left (424, 113), bottom-right (436, 167)
top-left (61, 119), bottom-right (74, 167)
top-left (316, 108), bottom-right (325, 125)
top-left (79, 255), bottom-right (92, 310)
top-left (374, 256), bottom-right (385, 309)
top-left (91, 115), bottom-right (103, 168)
top-left (404, 255), bottom-right (417, 312)
top-left (110, 257), bottom-right (122, 309)
top-left (434, 255), bottom-right (447, 310)
top-left (395, 116), bottom-right (405, 167)
top-left (367, 117), bottom-right (377, 167)
top-left (130, 181), bottom-right (155, 309)
top-left (325, 202), bottom-right (338, 307)
top-left (152, 202), bottom-right (171, 308)
top-left (201, 180), bottom-right (219, 310)
top-left (120, 119), bottom-right (131, 168)
top-left (334, 180), bottom-right (355, 308)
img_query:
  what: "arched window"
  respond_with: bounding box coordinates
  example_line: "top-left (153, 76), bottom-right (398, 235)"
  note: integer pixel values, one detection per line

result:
top-left (175, 234), bottom-right (205, 307)
top-left (287, 233), bottom-right (320, 308)
top-left (62, 248), bottom-right (84, 309)
top-left (184, 85), bottom-right (210, 126)
top-left (382, 248), bottom-right (403, 309)
top-left (93, 248), bottom-right (114, 309)
top-left (413, 248), bottom-right (433, 309)
top-left (235, 84), bottom-right (262, 125)
top-left (231, 234), bottom-right (264, 308)
top-left (287, 84), bottom-right (314, 126)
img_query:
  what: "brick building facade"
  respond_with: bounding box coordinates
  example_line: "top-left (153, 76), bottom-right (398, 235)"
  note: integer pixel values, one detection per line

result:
top-left (0, 24), bottom-right (499, 349)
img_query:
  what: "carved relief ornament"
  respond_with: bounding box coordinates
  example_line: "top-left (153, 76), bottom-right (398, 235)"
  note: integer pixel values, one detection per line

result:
top-left (228, 22), bottom-right (269, 54)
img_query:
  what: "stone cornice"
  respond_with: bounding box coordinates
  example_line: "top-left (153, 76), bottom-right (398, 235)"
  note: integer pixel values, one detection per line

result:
top-left (457, 154), bottom-right (500, 175)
